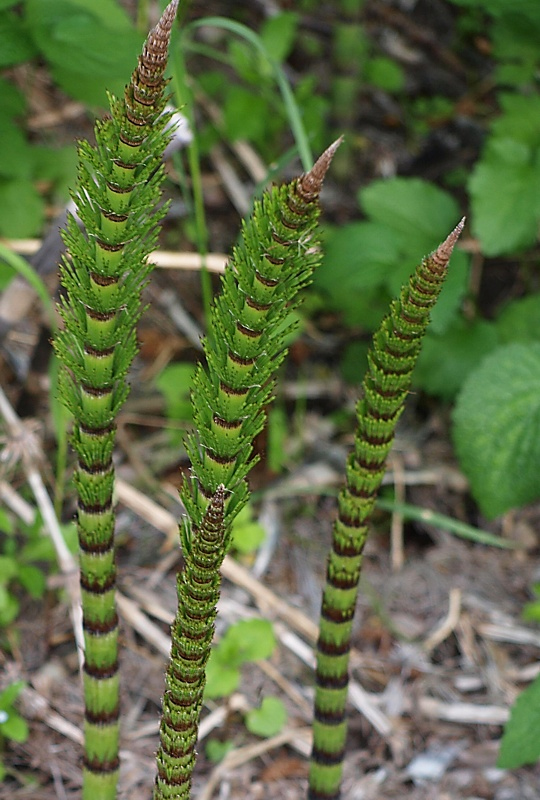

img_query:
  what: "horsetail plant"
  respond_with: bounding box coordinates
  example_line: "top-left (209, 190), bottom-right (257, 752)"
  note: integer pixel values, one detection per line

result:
top-left (53, 3), bottom-right (179, 798)
top-left (154, 140), bottom-right (341, 800)
top-left (308, 218), bottom-right (465, 800)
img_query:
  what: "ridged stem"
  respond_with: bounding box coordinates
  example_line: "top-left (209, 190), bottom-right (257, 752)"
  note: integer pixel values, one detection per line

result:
top-left (308, 219), bottom-right (465, 800)
top-left (154, 141), bottom-right (341, 800)
top-left (53, 4), bottom-right (179, 798)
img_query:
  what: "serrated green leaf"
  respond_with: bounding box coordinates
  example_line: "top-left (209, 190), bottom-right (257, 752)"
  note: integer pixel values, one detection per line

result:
top-left (496, 293), bottom-right (540, 345)
top-left (245, 696), bottom-right (287, 738)
top-left (498, 673), bottom-right (540, 768)
top-left (315, 221), bottom-right (400, 328)
top-left (415, 319), bottom-right (498, 399)
top-left (26, 0), bottom-right (142, 106)
top-left (491, 94), bottom-right (540, 148)
top-left (469, 138), bottom-right (540, 256)
top-left (453, 342), bottom-right (540, 518)
top-left (359, 177), bottom-right (461, 252)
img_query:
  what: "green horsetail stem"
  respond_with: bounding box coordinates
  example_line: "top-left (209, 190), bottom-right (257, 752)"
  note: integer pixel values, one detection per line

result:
top-left (154, 141), bottom-right (341, 800)
top-left (53, 3), bottom-right (179, 798)
top-left (308, 218), bottom-right (465, 800)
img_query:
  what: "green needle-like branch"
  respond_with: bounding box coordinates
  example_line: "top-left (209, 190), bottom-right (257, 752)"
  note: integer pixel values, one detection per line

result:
top-left (154, 140), bottom-right (341, 800)
top-left (308, 218), bottom-right (465, 800)
top-left (53, 3), bottom-right (179, 798)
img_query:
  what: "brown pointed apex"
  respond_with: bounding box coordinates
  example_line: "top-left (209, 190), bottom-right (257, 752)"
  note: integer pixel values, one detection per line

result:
top-left (431, 216), bottom-right (466, 269)
top-left (297, 136), bottom-right (343, 203)
top-left (142, 0), bottom-right (179, 71)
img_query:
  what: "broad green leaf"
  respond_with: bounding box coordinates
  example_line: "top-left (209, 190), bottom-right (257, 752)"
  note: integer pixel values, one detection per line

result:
top-left (0, 78), bottom-right (26, 116)
top-left (223, 85), bottom-right (278, 143)
top-left (205, 739), bottom-right (234, 762)
top-left (0, 509), bottom-right (13, 534)
top-left (0, 681), bottom-right (25, 709)
top-left (0, 556), bottom-right (18, 583)
top-left (491, 95), bottom-right (540, 148)
top-left (260, 12), bottom-right (298, 64)
top-left (358, 178), bottom-right (467, 333)
top-left (0, 711), bottom-right (29, 743)
top-left (496, 293), bottom-right (540, 345)
top-left (414, 320), bottom-right (498, 399)
top-left (156, 364), bottom-right (195, 422)
top-left (469, 138), bottom-right (540, 256)
top-left (26, 0), bottom-right (142, 106)
top-left (364, 56), bottom-right (405, 92)
top-left (359, 177), bottom-right (461, 253)
top-left (0, 587), bottom-right (19, 626)
top-left (315, 221), bottom-right (400, 328)
top-left (0, 11), bottom-right (36, 66)
top-left (0, 179), bottom-right (44, 237)
top-left (231, 505), bottom-right (266, 554)
top-left (448, 0), bottom-right (540, 19)
top-left (218, 619), bottom-right (276, 666)
top-left (204, 654), bottom-right (239, 699)
top-left (17, 564), bottom-right (47, 599)
top-left (0, 116), bottom-right (32, 179)
top-left (498, 673), bottom-right (540, 768)
top-left (453, 342), bottom-right (540, 518)
top-left (245, 696), bottom-right (287, 738)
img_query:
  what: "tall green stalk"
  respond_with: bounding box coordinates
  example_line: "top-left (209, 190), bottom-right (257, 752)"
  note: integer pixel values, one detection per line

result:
top-left (53, 3), bottom-right (179, 798)
top-left (308, 219), bottom-right (465, 800)
top-left (153, 141), bottom-right (340, 800)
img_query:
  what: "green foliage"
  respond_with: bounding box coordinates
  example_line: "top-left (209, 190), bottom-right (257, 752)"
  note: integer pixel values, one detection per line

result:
top-left (0, 680), bottom-right (28, 781)
top-left (452, 343), bottom-right (540, 518)
top-left (231, 504), bottom-right (266, 555)
top-left (498, 672), bottom-right (540, 769)
top-left (156, 363), bottom-right (196, 445)
top-left (469, 137), bottom-right (540, 256)
top-left (310, 224), bottom-right (463, 798)
top-left (0, 511), bottom-right (76, 627)
top-left (317, 178), bottom-right (468, 337)
top-left (205, 619), bottom-right (276, 700)
top-left (156, 146), bottom-right (336, 799)
top-left (25, 0), bottom-right (143, 106)
top-left (52, 5), bottom-right (177, 797)
top-left (245, 696), bottom-right (287, 738)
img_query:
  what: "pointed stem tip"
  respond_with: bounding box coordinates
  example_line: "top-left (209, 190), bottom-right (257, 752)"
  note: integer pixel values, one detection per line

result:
top-left (298, 136), bottom-right (344, 201)
top-left (145, 0), bottom-right (179, 61)
top-left (432, 216), bottom-right (466, 268)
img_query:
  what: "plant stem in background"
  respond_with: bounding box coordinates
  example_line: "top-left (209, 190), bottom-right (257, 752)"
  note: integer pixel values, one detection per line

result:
top-left (153, 141), bottom-right (340, 800)
top-left (52, 3), bottom-right (178, 798)
top-left (308, 218), bottom-right (465, 800)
